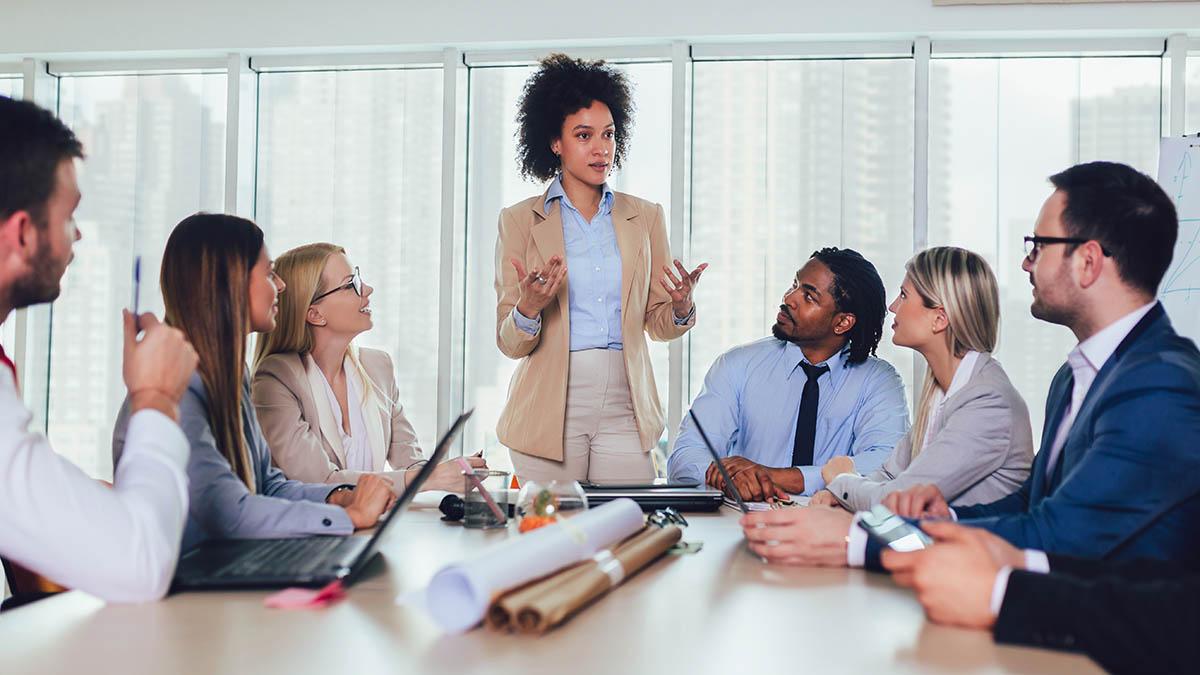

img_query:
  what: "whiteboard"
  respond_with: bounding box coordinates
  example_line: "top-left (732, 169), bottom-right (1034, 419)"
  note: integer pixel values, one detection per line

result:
top-left (1158, 137), bottom-right (1200, 343)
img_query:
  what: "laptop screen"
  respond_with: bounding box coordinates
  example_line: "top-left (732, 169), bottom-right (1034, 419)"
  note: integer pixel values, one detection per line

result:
top-left (350, 409), bottom-right (473, 564)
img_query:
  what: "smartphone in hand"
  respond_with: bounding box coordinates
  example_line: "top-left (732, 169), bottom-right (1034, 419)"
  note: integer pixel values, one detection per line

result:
top-left (857, 504), bottom-right (933, 552)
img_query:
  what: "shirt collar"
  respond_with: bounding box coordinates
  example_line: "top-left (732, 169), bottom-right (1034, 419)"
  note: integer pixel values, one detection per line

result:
top-left (1075, 301), bottom-right (1157, 373)
top-left (546, 174), bottom-right (614, 215)
top-left (782, 340), bottom-right (851, 383)
top-left (944, 350), bottom-right (981, 399)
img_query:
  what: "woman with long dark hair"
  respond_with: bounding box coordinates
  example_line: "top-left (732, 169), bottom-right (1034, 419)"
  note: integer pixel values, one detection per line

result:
top-left (113, 214), bottom-right (393, 552)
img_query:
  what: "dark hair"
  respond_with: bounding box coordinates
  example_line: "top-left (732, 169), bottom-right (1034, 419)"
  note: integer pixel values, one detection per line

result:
top-left (162, 213), bottom-right (264, 491)
top-left (515, 53), bottom-right (634, 182)
top-left (1049, 161), bottom-right (1177, 295)
top-left (809, 247), bottom-right (887, 365)
top-left (0, 96), bottom-right (84, 227)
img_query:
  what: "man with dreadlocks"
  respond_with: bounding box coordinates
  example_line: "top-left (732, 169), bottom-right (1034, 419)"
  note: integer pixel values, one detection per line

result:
top-left (669, 247), bottom-right (909, 502)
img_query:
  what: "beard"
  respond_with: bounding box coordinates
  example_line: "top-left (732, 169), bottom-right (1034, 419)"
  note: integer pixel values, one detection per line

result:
top-left (10, 239), bottom-right (64, 310)
top-left (1028, 263), bottom-right (1078, 328)
top-left (771, 322), bottom-right (791, 343)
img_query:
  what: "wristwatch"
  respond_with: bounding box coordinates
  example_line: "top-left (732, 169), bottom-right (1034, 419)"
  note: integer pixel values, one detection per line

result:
top-left (326, 484), bottom-right (355, 502)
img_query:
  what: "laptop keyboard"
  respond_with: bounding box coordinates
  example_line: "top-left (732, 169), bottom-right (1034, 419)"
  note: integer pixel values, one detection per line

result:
top-left (214, 537), bottom-right (346, 579)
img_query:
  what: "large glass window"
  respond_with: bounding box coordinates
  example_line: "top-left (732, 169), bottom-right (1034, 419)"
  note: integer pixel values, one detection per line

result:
top-left (462, 62), bottom-right (673, 469)
top-left (0, 77), bottom-right (19, 99)
top-left (928, 56), bottom-right (1162, 439)
top-left (1187, 54), bottom-right (1200, 134)
top-left (51, 73), bottom-right (226, 479)
top-left (255, 68), bottom-right (444, 450)
top-left (688, 59), bottom-right (917, 408)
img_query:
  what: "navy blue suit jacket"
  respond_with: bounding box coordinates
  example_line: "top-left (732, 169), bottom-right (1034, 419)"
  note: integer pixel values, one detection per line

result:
top-left (870, 303), bottom-right (1200, 565)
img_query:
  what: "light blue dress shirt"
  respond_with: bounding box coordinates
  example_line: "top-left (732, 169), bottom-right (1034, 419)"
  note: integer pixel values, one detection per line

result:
top-left (513, 177), bottom-right (693, 349)
top-left (514, 176), bottom-right (623, 351)
top-left (667, 337), bottom-right (910, 496)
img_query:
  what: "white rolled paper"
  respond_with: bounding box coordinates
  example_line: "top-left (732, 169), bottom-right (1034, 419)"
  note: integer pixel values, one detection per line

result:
top-left (420, 498), bottom-right (644, 633)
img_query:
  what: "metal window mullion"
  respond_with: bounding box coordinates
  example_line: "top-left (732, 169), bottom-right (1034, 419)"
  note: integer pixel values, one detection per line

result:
top-left (16, 59), bottom-right (59, 432)
top-left (912, 38), bottom-right (931, 416)
top-left (666, 42), bottom-right (689, 460)
top-left (1168, 34), bottom-right (1187, 136)
top-left (224, 54), bottom-right (258, 216)
top-left (437, 48), bottom-right (461, 450)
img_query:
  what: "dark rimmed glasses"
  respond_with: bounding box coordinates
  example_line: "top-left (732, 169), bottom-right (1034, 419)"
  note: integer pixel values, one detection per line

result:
top-left (1022, 236), bottom-right (1112, 263)
top-left (311, 266), bottom-right (363, 303)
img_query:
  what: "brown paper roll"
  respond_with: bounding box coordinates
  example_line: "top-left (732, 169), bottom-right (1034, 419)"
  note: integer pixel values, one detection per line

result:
top-left (488, 525), bottom-right (683, 634)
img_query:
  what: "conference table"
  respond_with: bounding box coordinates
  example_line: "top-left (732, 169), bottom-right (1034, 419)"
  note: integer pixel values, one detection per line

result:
top-left (0, 500), bottom-right (1100, 674)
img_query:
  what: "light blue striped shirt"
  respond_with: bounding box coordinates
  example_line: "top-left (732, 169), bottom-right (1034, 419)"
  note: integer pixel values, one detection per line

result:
top-left (668, 337), bottom-right (910, 496)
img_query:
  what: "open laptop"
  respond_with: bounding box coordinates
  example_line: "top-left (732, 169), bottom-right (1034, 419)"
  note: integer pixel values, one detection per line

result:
top-left (171, 409), bottom-right (473, 591)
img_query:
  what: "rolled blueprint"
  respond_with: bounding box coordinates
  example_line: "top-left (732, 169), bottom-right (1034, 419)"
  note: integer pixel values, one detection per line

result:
top-left (419, 497), bottom-right (644, 632)
top-left (487, 524), bottom-right (683, 633)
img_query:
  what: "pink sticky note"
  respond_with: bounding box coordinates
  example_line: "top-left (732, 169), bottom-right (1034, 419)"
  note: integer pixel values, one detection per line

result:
top-left (264, 580), bottom-right (346, 609)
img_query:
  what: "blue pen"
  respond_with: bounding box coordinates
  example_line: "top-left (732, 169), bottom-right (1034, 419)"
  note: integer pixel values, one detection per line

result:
top-left (131, 255), bottom-right (141, 320)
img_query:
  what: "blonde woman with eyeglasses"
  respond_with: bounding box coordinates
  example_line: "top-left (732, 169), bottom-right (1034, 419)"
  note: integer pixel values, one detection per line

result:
top-left (252, 243), bottom-right (482, 495)
top-left (812, 246), bottom-right (1033, 511)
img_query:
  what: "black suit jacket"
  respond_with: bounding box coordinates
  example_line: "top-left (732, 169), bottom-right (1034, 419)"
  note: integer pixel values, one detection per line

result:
top-left (995, 554), bottom-right (1199, 674)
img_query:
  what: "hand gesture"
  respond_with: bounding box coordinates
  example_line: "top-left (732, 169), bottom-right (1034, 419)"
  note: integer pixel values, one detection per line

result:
top-left (820, 456), bottom-right (856, 485)
top-left (882, 484), bottom-right (951, 519)
top-left (343, 474), bottom-right (396, 529)
top-left (809, 489), bottom-right (842, 509)
top-left (512, 255), bottom-right (566, 319)
top-left (740, 507), bottom-right (855, 567)
top-left (881, 521), bottom-right (1005, 629)
top-left (661, 259), bottom-right (707, 319)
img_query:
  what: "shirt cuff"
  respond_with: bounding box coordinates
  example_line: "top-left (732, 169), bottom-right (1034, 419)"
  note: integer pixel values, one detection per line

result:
top-left (511, 307), bottom-right (541, 335)
top-left (122, 408), bottom-right (189, 470)
top-left (846, 513), bottom-right (868, 567)
top-left (798, 465), bottom-right (824, 495)
top-left (672, 305), bottom-right (696, 326)
top-left (1024, 549), bottom-right (1050, 573)
top-left (990, 566), bottom-right (1014, 616)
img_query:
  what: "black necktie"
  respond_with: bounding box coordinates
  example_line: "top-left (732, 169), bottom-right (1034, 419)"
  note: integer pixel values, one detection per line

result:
top-left (791, 362), bottom-right (829, 467)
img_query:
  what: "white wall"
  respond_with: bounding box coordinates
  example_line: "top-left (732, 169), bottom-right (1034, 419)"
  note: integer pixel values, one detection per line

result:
top-left (3, 0), bottom-right (1200, 59)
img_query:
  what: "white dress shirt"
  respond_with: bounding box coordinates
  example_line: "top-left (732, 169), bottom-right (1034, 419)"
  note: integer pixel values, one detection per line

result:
top-left (316, 359), bottom-right (372, 473)
top-left (0, 365), bottom-right (189, 603)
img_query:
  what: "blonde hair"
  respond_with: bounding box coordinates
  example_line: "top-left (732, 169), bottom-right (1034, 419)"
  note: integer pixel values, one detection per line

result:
top-left (252, 242), bottom-right (383, 408)
top-left (906, 246), bottom-right (1000, 455)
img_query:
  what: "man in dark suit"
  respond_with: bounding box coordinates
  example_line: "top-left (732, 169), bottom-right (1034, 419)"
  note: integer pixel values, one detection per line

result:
top-left (882, 520), bottom-right (1196, 675)
top-left (868, 161), bottom-right (1200, 566)
top-left (738, 161), bottom-right (1200, 569)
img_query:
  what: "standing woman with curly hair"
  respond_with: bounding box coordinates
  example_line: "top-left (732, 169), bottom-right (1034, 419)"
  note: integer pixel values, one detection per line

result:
top-left (494, 54), bottom-right (707, 483)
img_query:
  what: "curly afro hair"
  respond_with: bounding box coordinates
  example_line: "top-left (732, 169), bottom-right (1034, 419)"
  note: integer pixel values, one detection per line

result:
top-left (515, 53), bottom-right (635, 182)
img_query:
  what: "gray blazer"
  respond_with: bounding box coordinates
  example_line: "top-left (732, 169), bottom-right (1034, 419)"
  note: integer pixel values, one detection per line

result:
top-left (828, 352), bottom-right (1033, 512)
top-left (113, 370), bottom-right (353, 552)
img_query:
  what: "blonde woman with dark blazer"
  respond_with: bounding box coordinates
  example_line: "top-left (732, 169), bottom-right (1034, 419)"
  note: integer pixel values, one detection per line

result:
top-left (496, 54), bottom-right (706, 483)
top-left (253, 243), bottom-right (481, 494)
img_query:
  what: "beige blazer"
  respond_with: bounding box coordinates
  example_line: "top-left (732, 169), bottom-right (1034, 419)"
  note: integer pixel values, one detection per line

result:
top-left (494, 190), bottom-right (694, 462)
top-left (251, 347), bottom-right (422, 491)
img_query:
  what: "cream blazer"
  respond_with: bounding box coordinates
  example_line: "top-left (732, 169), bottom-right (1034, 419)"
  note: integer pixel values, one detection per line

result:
top-left (494, 190), bottom-right (695, 462)
top-left (251, 347), bottom-right (422, 491)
